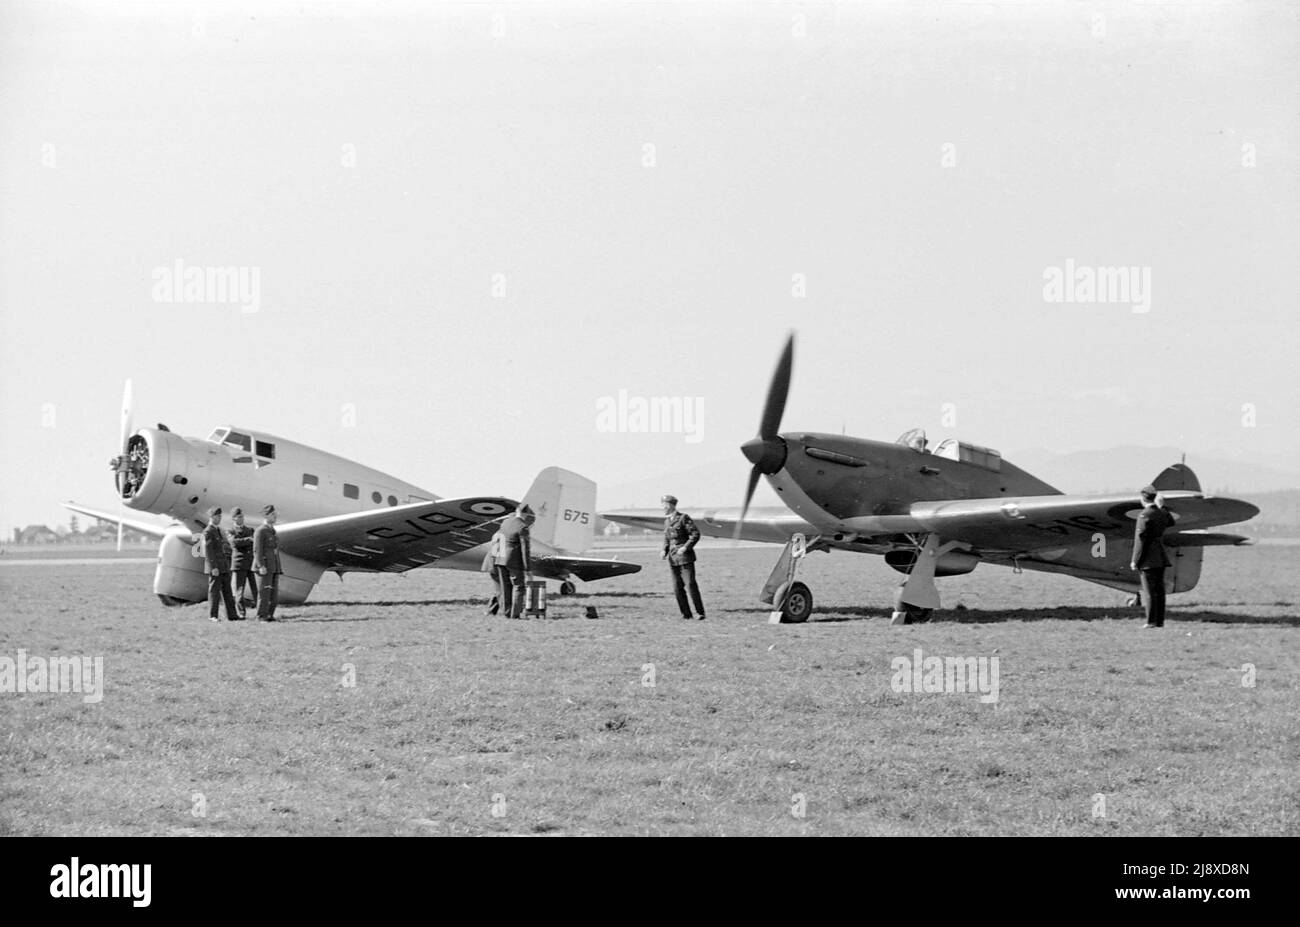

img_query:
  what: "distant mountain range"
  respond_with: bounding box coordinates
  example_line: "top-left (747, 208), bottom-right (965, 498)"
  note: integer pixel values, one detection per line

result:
top-left (1003, 446), bottom-right (1300, 495)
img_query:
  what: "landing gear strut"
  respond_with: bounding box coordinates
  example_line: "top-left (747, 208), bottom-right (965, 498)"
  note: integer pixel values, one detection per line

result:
top-left (889, 534), bottom-right (962, 625)
top-left (760, 534), bottom-right (816, 623)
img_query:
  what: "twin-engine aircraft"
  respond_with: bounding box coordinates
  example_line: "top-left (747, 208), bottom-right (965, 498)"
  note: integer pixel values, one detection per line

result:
top-left (65, 383), bottom-right (640, 607)
top-left (603, 335), bottom-right (1259, 624)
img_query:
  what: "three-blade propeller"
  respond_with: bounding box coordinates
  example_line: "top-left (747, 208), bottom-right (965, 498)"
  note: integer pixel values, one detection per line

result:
top-left (735, 333), bottom-right (794, 540)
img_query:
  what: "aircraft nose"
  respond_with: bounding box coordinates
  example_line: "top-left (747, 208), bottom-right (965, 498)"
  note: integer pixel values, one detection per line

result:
top-left (741, 435), bottom-right (788, 474)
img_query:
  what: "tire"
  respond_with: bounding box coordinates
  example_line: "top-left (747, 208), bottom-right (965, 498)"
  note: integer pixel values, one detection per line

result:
top-left (904, 603), bottom-right (933, 623)
top-left (777, 581), bottom-right (813, 623)
top-left (559, 581), bottom-right (576, 596)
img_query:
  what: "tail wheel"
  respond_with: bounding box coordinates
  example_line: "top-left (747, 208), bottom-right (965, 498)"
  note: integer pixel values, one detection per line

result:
top-left (559, 581), bottom-right (576, 596)
top-left (776, 581), bottom-right (813, 623)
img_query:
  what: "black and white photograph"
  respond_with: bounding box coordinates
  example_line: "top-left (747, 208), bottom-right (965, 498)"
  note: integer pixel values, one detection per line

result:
top-left (0, 0), bottom-right (1295, 887)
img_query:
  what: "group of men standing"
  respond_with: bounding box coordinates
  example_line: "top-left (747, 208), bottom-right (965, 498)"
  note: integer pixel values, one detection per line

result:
top-left (201, 504), bottom-right (283, 622)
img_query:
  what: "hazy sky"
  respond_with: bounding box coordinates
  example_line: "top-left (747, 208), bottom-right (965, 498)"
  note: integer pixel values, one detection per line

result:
top-left (2, 0), bottom-right (1296, 532)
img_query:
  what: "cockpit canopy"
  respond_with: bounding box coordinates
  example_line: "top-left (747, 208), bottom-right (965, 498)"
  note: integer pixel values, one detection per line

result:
top-left (896, 427), bottom-right (929, 451)
top-left (933, 438), bottom-right (1001, 472)
top-left (208, 426), bottom-right (276, 461)
top-left (896, 428), bottom-right (1001, 471)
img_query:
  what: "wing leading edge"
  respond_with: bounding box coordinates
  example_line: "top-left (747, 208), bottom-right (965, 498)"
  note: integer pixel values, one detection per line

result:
top-left (277, 496), bottom-right (517, 573)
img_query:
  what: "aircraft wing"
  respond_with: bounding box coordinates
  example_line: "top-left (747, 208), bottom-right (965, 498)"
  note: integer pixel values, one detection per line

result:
top-left (61, 501), bottom-right (184, 539)
top-left (532, 555), bottom-right (642, 583)
top-left (891, 491), bottom-right (1259, 553)
top-left (601, 507), bottom-right (818, 544)
top-left (277, 496), bottom-right (517, 573)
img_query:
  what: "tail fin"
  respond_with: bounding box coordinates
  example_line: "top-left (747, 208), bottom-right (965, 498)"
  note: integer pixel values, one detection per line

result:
top-left (1150, 462), bottom-right (1203, 592)
top-left (522, 467), bottom-right (597, 555)
top-left (1151, 462), bottom-right (1201, 493)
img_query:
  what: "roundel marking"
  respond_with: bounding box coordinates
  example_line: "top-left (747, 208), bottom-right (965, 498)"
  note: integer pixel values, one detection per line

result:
top-left (465, 501), bottom-right (509, 517)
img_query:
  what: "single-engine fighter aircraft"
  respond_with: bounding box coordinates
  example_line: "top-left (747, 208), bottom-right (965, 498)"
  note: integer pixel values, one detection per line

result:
top-left (64, 382), bottom-right (639, 607)
top-left (602, 335), bottom-right (1258, 624)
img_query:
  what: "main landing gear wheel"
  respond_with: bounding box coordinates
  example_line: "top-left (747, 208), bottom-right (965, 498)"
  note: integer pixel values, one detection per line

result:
top-left (905, 603), bottom-right (933, 624)
top-left (890, 602), bottom-right (934, 625)
top-left (559, 581), bottom-right (576, 596)
top-left (775, 581), bottom-right (813, 623)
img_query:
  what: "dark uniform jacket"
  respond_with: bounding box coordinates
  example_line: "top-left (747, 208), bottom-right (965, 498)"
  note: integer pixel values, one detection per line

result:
top-left (1133, 505), bottom-right (1175, 569)
top-left (228, 524), bottom-right (256, 572)
top-left (498, 516), bottom-right (531, 571)
top-left (201, 523), bottom-right (232, 572)
top-left (254, 522), bottom-right (282, 574)
top-left (663, 511), bottom-right (700, 565)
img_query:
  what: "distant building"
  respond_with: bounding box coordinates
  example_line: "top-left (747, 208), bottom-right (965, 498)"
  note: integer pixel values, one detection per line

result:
top-left (18, 525), bottom-right (60, 544)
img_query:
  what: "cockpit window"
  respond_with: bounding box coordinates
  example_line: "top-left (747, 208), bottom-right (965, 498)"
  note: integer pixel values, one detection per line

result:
top-left (934, 439), bottom-right (1001, 471)
top-left (224, 432), bottom-right (252, 452)
top-left (255, 440), bottom-right (275, 459)
top-left (208, 428), bottom-right (229, 443)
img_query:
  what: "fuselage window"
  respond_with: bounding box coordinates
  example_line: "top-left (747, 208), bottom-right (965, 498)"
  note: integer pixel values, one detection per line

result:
top-left (302, 474), bottom-right (319, 491)
top-left (255, 441), bottom-right (275, 459)
top-left (344, 483), bottom-right (360, 500)
top-left (371, 491), bottom-right (382, 503)
top-left (387, 495), bottom-right (398, 506)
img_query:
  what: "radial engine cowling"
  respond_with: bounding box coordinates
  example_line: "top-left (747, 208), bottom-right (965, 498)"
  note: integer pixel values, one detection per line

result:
top-left (153, 532), bottom-right (324, 607)
top-left (885, 549), bottom-right (980, 577)
top-left (154, 533), bottom-right (209, 605)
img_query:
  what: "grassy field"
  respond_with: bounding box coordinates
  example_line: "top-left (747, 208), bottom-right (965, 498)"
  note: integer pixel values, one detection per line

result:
top-left (1, 543), bottom-right (1296, 836)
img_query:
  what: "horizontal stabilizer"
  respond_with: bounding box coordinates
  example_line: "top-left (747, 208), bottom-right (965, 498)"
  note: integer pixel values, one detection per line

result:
top-left (1165, 531), bottom-right (1254, 548)
top-left (533, 555), bottom-right (642, 583)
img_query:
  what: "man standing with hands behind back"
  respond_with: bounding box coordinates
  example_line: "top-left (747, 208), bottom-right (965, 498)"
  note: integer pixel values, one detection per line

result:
top-left (1131, 485), bottom-right (1176, 629)
top-left (202, 507), bottom-right (239, 622)
top-left (662, 494), bottom-right (705, 621)
top-left (254, 504), bottom-right (282, 622)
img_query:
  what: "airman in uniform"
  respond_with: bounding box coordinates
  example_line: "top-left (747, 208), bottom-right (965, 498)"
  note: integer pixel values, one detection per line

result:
top-left (227, 507), bottom-right (258, 620)
top-left (201, 507), bottom-right (239, 622)
top-left (1131, 485), bottom-right (1176, 628)
top-left (497, 504), bottom-right (535, 619)
top-left (480, 529), bottom-right (504, 615)
top-left (253, 504), bottom-right (282, 622)
top-left (662, 494), bottom-right (705, 621)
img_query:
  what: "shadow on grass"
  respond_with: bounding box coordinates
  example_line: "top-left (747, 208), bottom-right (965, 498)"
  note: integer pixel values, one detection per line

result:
top-left (714, 605), bottom-right (1300, 626)
top-left (308, 599), bottom-right (485, 608)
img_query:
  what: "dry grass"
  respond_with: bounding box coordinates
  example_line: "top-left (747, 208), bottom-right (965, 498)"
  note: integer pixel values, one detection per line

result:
top-left (1, 544), bottom-right (1296, 835)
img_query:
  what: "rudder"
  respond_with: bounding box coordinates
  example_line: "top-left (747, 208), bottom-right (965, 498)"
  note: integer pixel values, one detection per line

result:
top-left (1150, 461), bottom-right (1202, 592)
top-left (522, 466), bottom-right (597, 555)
